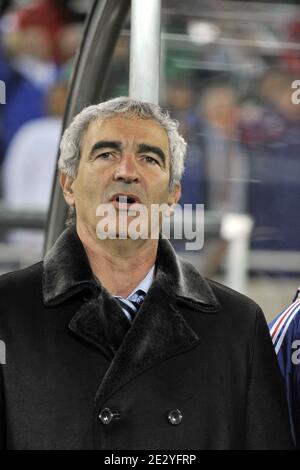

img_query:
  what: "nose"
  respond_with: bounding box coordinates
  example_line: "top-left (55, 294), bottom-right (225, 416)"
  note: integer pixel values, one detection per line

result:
top-left (113, 153), bottom-right (140, 184)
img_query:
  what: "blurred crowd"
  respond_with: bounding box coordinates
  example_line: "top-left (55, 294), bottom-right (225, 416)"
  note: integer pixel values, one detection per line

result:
top-left (1, 0), bottom-right (300, 258)
top-left (0, 0), bottom-right (86, 247)
top-left (165, 67), bottom-right (300, 253)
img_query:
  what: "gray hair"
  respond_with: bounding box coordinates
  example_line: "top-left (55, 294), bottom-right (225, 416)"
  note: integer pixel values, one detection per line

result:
top-left (58, 96), bottom-right (187, 190)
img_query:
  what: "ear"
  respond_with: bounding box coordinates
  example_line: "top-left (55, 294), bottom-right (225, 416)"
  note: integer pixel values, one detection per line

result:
top-left (167, 183), bottom-right (181, 208)
top-left (60, 172), bottom-right (75, 206)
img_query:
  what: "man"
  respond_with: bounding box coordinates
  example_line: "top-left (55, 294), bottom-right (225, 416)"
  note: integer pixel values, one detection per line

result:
top-left (269, 288), bottom-right (300, 448)
top-left (0, 97), bottom-right (294, 449)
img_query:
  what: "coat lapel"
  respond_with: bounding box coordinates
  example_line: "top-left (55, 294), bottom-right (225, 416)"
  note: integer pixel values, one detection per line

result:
top-left (94, 236), bottom-right (221, 404)
top-left (94, 279), bottom-right (201, 405)
top-left (43, 227), bottom-right (131, 361)
top-left (42, 228), bottom-right (221, 402)
top-left (68, 291), bottom-right (132, 361)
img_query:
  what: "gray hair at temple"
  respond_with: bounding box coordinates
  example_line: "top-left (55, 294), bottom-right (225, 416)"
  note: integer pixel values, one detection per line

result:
top-left (58, 96), bottom-right (187, 191)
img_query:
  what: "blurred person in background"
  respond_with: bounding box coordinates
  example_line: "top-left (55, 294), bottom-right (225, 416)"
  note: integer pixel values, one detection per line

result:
top-left (190, 84), bottom-right (249, 278)
top-left (1, 0), bottom-right (73, 89)
top-left (2, 68), bottom-right (69, 249)
top-left (7, 0), bottom-right (79, 64)
top-left (240, 69), bottom-right (300, 252)
top-left (3, 22), bottom-right (58, 90)
top-left (4, 21), bottom-right (81, 89)
top-left (269, 286), bottom-right (300, 449)
top-left (166, 81), bottom-right (204, 206)
top-left (199, 84), bottom-right (248, 214)
top-left (268, 23), bottom-right (300, 447)
top-left (0, 0), bottom-right (82, 165)
top-left (0, 38), bottom-right (46, 165)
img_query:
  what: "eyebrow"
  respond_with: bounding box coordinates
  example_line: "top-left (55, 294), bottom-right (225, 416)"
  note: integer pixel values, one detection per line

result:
top-left (88, 140), bottom-right (166, 166)
top-left (89, 140), bottom-right (122, 157)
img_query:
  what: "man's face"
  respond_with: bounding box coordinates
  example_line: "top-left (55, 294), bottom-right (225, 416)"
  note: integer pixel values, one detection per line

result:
top-left (60, 115), bottom-right (181, 239)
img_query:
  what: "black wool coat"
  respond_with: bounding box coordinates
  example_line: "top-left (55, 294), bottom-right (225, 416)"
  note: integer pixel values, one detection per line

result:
top-left (0, 227), bottom-right (294, 449)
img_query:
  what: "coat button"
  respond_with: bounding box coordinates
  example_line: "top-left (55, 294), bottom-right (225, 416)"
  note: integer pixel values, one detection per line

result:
top-left (99, 407), bottom-right (116, 425)
top-left (168, 409), bottom-right (183, 425)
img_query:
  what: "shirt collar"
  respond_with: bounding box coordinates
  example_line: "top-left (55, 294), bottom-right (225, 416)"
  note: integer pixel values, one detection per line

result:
top-left (115, 265), bottom-right (155, 301)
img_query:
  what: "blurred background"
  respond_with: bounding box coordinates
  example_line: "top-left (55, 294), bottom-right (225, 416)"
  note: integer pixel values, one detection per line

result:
top-left (1, 0), bottom-right (300, 322)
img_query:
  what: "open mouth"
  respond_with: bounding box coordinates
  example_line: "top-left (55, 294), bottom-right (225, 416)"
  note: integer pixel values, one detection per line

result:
top-left (110, 193), bottom-right (141, 209)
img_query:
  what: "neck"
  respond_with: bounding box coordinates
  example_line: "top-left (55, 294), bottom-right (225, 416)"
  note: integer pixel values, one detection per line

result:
top-left (76, 222), bottom-right (157, 298)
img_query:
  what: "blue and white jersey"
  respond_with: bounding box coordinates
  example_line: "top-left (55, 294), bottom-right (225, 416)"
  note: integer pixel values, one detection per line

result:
top-left (269, 288), bottom-right (300, 448)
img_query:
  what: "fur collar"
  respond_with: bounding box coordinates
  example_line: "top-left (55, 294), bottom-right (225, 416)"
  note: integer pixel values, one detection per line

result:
top-left (42, 227), bottom-right (220, 405)
top-left (43, 226), bottom-right (220, 312)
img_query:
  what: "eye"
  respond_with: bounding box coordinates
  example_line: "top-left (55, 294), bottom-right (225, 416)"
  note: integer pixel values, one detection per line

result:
top-left (97, 151), bottom-right (113, 159)
top-left (142, 155), bottom-right (159, 165)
